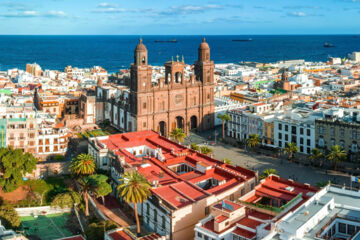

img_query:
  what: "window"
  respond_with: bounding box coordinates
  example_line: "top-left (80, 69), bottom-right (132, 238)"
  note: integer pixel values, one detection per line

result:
top-left (197, 232), bottom-right (203, 238)
top-left (330, 127), bottom-right (335, 136)
top-left (348, 224), bottom-right (355, 235)
top-left (146, 203), bottom-right (150, 215)
top-left (307, 139), bottom-right (310, 146)
top-left (278, 123), bottom-right (282, 130)
top-left (230, 194), bottom-right (234, 201)
top-left (204, 236), bottom-right (209, 240)
top-left (300, 128), bottom-right (304, 135)
top-left (285, 125), bottom-right (288, 131)
top-left (307, 148), bottom-right (310, 154)
top-left (300, 146), bottom-right (304, 152)
top-left (300, 138), bottom-right (304, 145)
top-left (285, 134), bottom-right (288, 141)
top-left (205, 207), bottom-right (210, 215)
top-left (338, 223), bottom-right (346, 233)
top-left (292, 126), bottom-right (296, 134)
top-left (278, 141), bottom-right (282, 147)
top-left (154, 209), bottom-right (157, 222)
top-left (278, 133), bottom-right (282, 139)
top-left (241, 189), bottom-right (245, 196)
top-left (307, 129), bottom-right (311, 136)
top-left (251, 183), bottom-right (255, 190)
top-left (352, 131), bottom-right (357, 140)
top-left (340, 129), bottom-right (345, 138)
top-left (102, 156), bottom-right (107, 166)
top-left (143, 122), bottom-right (146, 128)
top-left (162, 216), bottom-right (166, 229)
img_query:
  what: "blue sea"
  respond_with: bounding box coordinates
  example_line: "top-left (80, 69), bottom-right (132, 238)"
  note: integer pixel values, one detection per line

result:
top-left (0, 35), bottom-right (360, 73)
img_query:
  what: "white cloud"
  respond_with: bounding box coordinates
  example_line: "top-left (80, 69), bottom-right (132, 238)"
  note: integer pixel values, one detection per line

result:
top-left (288, 11), bottom-right (307, 17)
top-left (45, 10), bottom-right (67, 18)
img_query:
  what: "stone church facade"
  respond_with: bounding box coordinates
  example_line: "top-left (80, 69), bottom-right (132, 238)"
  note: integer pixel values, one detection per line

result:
top-left (97, 38), bottom-right (215, 136)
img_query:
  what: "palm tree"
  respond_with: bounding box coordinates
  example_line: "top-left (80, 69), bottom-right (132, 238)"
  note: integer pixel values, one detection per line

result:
top-left (246, 134), bottom-right (261, 151)
top-left (117, 171), bottom-right (151, 235)
top-left (326, 145), bottom-right (347, 171)
top-left (284, 142), bottom-right (299, 162)
top-left (190, 143), bottom-right (200, 151)
top-left (222, 158), bottom-right (232, 165)
top-left (217, 113), bottom-right (231, 139)
top-left (170, 128), bottom-right (186, 143)
top-left (200, 146), bottom-right (213, 155)
top-left (309, 148), bottom-right (324, 167)
top-left (260, 168), bottom-right (278, 179)
top-left (69, 153), bottom-right (96, 177)
top-left (78, 176), bottom-right (98, 216)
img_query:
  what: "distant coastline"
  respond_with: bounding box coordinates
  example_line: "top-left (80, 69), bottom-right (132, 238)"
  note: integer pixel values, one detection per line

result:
top-left (0, 35), bottom-right (359, 72)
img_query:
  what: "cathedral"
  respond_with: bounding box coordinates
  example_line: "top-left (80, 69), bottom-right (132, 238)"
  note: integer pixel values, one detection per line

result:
top-left (96, 38), bottom-right (215, 136)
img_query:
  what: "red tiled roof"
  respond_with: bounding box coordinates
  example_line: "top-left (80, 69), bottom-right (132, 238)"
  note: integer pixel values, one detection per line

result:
top-left (237, 217), bottom-right (262, 229)
top-left (108, 230), bottom-right (132, 240)
top-left (94, 130), bottom-right (256, 209)
top-left (215, 215), bottom-right (228, 223)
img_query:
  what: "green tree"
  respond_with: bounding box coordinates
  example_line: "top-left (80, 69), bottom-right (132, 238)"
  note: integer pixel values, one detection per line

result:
top-left (0, 147), bottom-right (38, 192)
top-left (284, 142), bottom-right (299, 162)
top-left (69, 153), bottom-right (96, 177)
top-left (51, 191), bottom-right (81, 209)
top-left (117, 171), bottom-right (151, 234)
top-left (246, 134), bottom-right (261, 151)
top-left (190, 143), bottom-right (200, 151)
top-left (309, 148), bottom-right (324, 167)
top-left (260, 169), bottom-right (278, 179)
top-left (0, 204), bottom-right (21, 229)
top-left (200, 146), bottom-right (213, 155)
top-left (217, 113), bottom-right (231, 139)
top-left (78, 176), bottom-right (98, 216)
top-left (170, 128), bottom-right (186, 143)
top-left (85, 220), bottom-right (118, 240)
top-left (88, 174), bottom-right (112, 206)
top-left (223, 158), bottom-right (232, 165)
top-left (26, 179), bottom-right (52, 205)
top-left (326, 145), bottom-right (347, 171)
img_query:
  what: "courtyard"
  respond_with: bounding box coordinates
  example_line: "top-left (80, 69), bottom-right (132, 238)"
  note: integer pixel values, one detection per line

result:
top-left (185, 128), bottom-right (352, 187)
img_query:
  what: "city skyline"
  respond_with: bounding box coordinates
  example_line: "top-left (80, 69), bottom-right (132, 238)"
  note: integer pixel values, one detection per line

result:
top-left (1, 0), bottom-right (360, 35)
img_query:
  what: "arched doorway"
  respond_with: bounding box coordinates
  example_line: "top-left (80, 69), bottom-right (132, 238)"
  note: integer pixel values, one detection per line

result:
top-left (159, 121), bottom-right (166, 136)
top-left (175, 116), bottom-right (184, 130)
top-left (190, 116), bottom-right (197, 130)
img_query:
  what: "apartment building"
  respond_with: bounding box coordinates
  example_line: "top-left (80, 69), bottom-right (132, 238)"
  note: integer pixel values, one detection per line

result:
top-left (195, 175), bottom-right (318, 240)
top-left (274, 108), bottom-right (322, 154)
top-left (37, 123), bottom-right (70, 160)
top-left (226, 103), bottom-right (280, 144)
top-left (88, 131), bottom-right (257, 240)
top-left (265, 185), bottom-right (360, 240)
top-left (315, 108), bottom-right (360, 160)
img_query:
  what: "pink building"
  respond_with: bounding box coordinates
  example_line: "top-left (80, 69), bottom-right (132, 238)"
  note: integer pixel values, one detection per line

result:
top-left (88, 131), bottom-right (257, 240)
top-left (194, 175), bottom-right (319, 240)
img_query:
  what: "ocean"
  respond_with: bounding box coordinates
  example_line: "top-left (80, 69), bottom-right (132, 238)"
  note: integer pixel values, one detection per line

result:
top-left (0, 35), bottom-right (359, 73)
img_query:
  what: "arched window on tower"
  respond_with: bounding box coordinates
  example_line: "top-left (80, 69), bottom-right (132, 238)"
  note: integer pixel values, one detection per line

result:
top-left (175, 72), bottom-right (182, 83)
top-left (142, 57), bottom-right (146, 64)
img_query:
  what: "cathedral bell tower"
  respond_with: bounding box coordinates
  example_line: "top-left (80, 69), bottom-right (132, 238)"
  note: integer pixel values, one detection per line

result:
top-left (130, 38), bottom-right (152, 93)
top-left (194, 38), bottom-right (214, 84)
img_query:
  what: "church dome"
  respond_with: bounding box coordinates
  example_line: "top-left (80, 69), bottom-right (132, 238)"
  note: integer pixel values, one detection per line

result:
top-left (199, 37), bottom-right (210, 50)
top-left (135, 38), bottom-right (147, 51)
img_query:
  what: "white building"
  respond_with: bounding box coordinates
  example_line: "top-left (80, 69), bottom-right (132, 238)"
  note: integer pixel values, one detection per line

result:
top-left (265, 184), bottom-right (360, 240)
top-left (274, 108), bottom-right (323, 154)
top-left (349, 51), bottom-right (360, 62)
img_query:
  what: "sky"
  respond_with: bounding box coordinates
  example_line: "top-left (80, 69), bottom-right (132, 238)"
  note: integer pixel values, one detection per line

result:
top-left (0, 0), bottom-right (360, 35)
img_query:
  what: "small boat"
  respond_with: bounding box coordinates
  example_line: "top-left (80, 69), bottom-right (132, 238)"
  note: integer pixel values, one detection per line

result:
top-left (324, 42), bottom-right (335, 48)
top-left (154, 39), bottom-right (178, 43)
top-left (232, 38), bottom-right (253, 42)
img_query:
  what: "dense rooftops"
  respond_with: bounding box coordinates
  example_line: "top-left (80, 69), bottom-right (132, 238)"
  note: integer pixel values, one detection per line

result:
top-left (90, 130), bottom-right (256, 210)
top-left (195, 175), bottom-right (319, 240)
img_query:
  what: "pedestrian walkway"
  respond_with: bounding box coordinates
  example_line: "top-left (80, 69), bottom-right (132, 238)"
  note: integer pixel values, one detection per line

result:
top-left (93, 196), bottom-right (134, 227)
